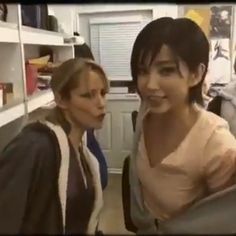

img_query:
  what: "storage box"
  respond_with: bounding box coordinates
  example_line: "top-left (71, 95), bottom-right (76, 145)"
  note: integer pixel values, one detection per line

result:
top-left (0, 82), bottom-right (13, 105)
top-left (25, 63), bottom-right (38, 95)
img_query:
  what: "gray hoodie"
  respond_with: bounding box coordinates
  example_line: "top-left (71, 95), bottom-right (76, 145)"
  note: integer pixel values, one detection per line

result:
top-left (219, 80), bottom-right (236, 137)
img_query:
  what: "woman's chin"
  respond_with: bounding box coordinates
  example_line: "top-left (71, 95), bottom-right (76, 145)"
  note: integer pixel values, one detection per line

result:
top-left (149, 104), bottom-right (170, 114)
top-left (90, 121), bottom-right (104, 130)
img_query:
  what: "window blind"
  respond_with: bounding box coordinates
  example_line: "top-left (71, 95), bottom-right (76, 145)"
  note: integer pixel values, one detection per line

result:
top-left (90, 20), bottom-right (145, 81)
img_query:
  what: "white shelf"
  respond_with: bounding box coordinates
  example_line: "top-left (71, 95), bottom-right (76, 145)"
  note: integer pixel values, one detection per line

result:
top-left (0, 103), bottom-right (25, 127)
top-left (21, 26), bottom-right (65, 46)
top-left (0, 21), bottom-right (19, 43)
top-left (27, 90), bottom-right (54, 113)
top-left (0, 4), bottom-right (75, 131)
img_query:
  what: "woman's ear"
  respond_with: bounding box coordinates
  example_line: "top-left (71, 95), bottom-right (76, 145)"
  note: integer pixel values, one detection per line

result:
top-left (54, 92), bottom-right (68, 110)
top-left (188, 63), bottom-right (206, 88)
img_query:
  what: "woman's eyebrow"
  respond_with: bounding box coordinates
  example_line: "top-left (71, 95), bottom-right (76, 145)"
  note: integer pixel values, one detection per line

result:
top-left (153, 60), bottom-right (176, 66)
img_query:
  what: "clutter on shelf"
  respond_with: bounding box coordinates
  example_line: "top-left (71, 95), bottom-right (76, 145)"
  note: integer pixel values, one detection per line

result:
top-left (0, 82), bottom-right (13, 108)
top-left (26, 54), bottom-right (62, 95)
top-left (21, 5), bottom-right (49, 30)
top-left (21, 4), bottom-right (59, 33)
top-left (64, 34), bottom-right (85, 44)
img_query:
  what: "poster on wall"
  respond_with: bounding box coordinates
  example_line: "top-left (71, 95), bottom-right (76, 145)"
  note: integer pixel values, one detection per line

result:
top-left (208, 38), bottom-right (231, 84)
top-left (210, 6), bottom-right (232, 38)
top-left (184, 8), bottom-right (211, 38)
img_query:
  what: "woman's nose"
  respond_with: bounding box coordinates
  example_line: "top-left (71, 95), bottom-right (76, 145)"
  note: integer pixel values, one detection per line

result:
top-left (146, 72), bottom-right (160, 91)
top-left (96, 94), bottom-right (106, 109)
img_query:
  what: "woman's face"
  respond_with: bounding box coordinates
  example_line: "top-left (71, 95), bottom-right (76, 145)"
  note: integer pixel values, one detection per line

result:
top-left (137, 45), bottom-right (198, 114)
top-left (62, 69), bottom-right (107, 130)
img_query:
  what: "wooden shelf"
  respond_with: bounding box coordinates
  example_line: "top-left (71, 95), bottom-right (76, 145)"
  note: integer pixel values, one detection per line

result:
top-left (0, 21), bottom-right (19, 43)
top-left (0, 102), bottom-right (25, 127)
top-left (27, 89), bottom-right (54, 113)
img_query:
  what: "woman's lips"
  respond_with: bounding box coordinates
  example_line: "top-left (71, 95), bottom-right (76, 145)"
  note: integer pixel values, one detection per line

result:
top-left (97, 113), bottom-right (106, 121)
top-left (147, 95), bottom-right (167, 105)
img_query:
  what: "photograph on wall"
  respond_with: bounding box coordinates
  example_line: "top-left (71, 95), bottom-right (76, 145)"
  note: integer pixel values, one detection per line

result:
top-left (210, 6), bottom-right (232, 38)
top-left (208, 38), bottom-right (231, 84)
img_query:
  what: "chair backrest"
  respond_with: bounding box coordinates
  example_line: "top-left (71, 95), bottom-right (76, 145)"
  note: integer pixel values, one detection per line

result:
top-left (121, 156), bottom-right (137, 233)
top-left (121, 110), bottom-right (139, 233)
top-left (131, 111), bottom-right (138, 132)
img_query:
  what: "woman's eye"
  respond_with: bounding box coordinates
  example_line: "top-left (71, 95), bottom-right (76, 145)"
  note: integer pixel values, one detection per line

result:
top-left (80, 93), bottom-right (93, 98)
top-left (159, 67), bottom-right (176, 76)
top-left (138, 67), bottom-right (148, 76)
top-left (101, 90), bottom-right (107, 97)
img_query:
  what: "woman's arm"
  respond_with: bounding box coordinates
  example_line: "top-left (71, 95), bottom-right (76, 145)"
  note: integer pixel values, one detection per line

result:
top-left (202, 126), bottom-right (236, 194)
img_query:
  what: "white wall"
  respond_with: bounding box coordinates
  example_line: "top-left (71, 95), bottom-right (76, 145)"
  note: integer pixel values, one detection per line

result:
top-left (78, 10), bottom-right (153, 45)
top-left (74, 4), bottom-right (178, 33)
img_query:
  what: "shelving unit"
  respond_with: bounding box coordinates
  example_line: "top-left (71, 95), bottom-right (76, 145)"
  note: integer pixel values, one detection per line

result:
top-left (0, 4), bottom-right (75, 128)
top-left (0, 22), bottom-right (19, 43)
top-left (21, 25), bottom-right (64, 45)
top-left (0, 102), bottom-right (25, 127)
top-left (27, 89), bottom-right (54, 113)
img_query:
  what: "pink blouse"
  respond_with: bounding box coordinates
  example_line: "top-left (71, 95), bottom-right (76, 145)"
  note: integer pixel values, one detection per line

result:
top-left (136, 108), bottom-right (236, 221)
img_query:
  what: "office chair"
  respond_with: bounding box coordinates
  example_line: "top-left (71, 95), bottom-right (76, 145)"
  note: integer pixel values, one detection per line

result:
top-left (121, 111), bottom-right (138, 233)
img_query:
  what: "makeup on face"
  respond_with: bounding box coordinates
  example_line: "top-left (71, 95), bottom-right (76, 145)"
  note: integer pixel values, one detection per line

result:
top-left (69, 70), bottom-right (107, 127)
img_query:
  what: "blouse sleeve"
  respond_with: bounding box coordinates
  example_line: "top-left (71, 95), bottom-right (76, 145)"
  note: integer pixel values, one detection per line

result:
top-left (202, 125), bottom-right (236, 194)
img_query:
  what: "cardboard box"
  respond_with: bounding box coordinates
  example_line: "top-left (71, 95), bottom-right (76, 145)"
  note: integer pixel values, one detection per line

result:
top-left (0, 82), bottom-right (13, 105)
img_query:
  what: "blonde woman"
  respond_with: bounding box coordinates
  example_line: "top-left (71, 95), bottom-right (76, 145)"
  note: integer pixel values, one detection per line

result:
top-left (0, 58), bottom-right (109, 234)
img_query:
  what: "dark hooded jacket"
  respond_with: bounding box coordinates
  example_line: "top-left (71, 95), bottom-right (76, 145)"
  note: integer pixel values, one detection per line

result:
top-left (0, 121), bottom-right (102, 234)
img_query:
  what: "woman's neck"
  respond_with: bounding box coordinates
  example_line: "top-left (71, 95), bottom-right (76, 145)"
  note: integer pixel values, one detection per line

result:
top-left (64, 113), bottom-right (85, 149)
top-left (147, 103), bottom-right (200, 135)
top-left (69, 125), bottom-right (85, 150)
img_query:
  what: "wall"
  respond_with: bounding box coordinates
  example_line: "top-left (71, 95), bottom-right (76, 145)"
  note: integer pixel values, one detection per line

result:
top-left (74, 4), bottom-right (178, 34)
top-left (78, 10), bottom-right (153, 45)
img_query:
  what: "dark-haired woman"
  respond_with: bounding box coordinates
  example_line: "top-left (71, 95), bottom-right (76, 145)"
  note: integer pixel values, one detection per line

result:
top-left (128, 17), bottom-right (236, 234)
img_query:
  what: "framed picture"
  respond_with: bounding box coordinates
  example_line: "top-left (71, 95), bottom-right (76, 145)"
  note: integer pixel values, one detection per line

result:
top-left (208, 39), bottom-right (231, 84)
top-left (210, 6), bottom-right (232, 38)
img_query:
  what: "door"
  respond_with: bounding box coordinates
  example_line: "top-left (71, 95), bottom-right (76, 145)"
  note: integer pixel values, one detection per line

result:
top-left (95, 98), bottom-right (140, 171)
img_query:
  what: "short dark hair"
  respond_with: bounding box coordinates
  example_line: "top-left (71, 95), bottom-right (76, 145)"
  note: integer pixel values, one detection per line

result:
top-left (130, 17), bottom-right (210, 105)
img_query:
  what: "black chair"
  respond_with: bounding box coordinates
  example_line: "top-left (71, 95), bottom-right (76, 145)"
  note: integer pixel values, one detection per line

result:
top-left (121, 111), bottom-right (138, 233)
top-left (131, 111), bottom-right (138, 132)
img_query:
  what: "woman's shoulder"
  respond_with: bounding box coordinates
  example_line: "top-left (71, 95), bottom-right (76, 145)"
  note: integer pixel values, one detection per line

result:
top-left (196, 108), bottom-right (230, 141)
top-left (201, 109), bottom-right (236, 157)
top-left (201, 108), bottom-right (229, 129)
top-left (22, 121), bottom-right (59, 146)
top-left (2, 121), bottom-right (60, 163)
